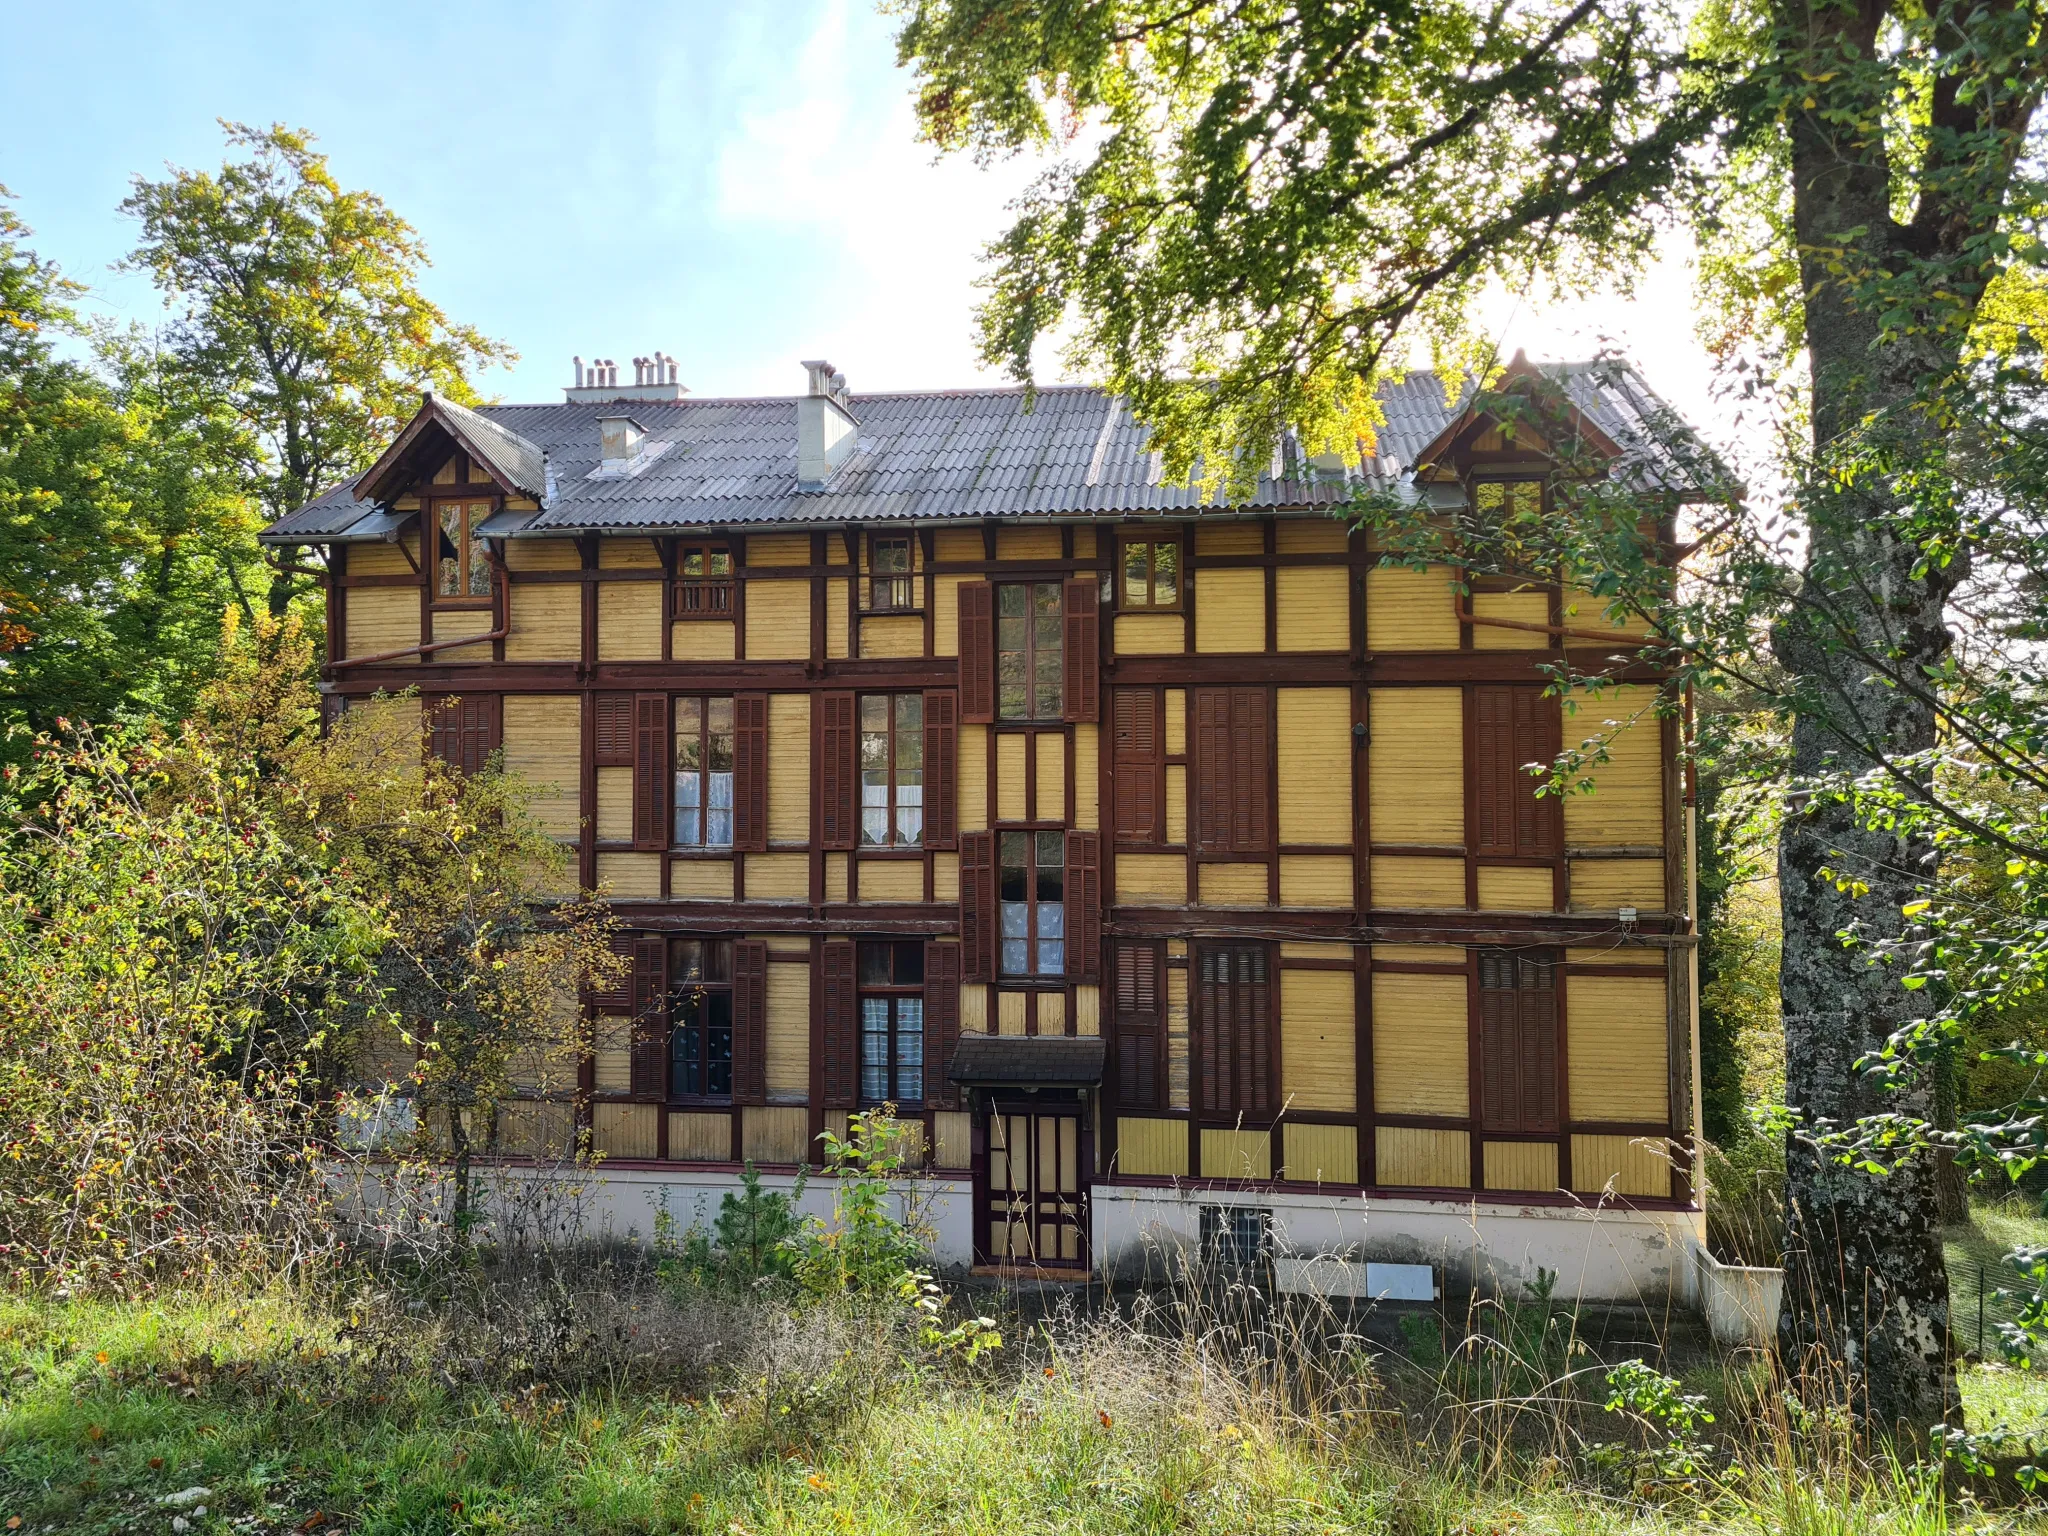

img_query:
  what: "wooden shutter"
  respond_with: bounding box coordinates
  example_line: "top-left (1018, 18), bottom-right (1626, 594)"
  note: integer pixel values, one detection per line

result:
top-left (818, 690), bottom-right (857, 850)
top-left (1475, 685), bottom-right (1558, 857)
top-left (1064, 830), bottom-right (1101, 981)
top-left (959, 830), bottom-right (996, 983)
top-left (1197, 943), bottom-right (1272, 1115)
top-left (924, 940), bottom-right (962, 1109)
top-left (629, 936), bottom-right (668, 1099)
top-left (631, 693), bottom-right (669, 850)
top-left (591, 932), bottom-right (635, 1013)
top-left (957, 581), bottom-right (995, 723)
top-left (594, 695), bottom-right (634, 766)
top-left (1062, 576), bottom-right (1099, 722)
top-left (923, 689), bottom-right (958, 849)
top-left (732, 939), bottom-right (769, 1105)
top-left (733, 692), bottom-right (769, 852)
top-left (1114, 942), bottom-right (1163, 1108)
top-left (1112, 688), bottom-right (1162, 844)
top-left (427, 695), bottom-right (498, 776)
top-left (1193, 687), bottom-right (1270, 855)
top-left (821, 939), bottom-right (858, 1109)
top-left (1478, 949), bottom-right (1559, 1134)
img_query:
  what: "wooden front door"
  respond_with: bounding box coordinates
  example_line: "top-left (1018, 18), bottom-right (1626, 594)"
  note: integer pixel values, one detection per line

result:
top-left (981, 1109), bottom-right (1088, 1268)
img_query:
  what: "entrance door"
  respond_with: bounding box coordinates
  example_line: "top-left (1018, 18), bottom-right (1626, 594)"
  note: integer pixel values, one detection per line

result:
top-left (982, 1110), bottom-right (1088, 1268)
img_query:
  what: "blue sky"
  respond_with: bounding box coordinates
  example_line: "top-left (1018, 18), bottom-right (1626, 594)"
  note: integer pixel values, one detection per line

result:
top-left (1, 0), bottom-right (1719, 428)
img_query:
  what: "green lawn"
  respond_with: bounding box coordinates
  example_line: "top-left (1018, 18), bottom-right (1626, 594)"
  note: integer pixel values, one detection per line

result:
top-left (1949, 1199), bottom-right (2048, 1441)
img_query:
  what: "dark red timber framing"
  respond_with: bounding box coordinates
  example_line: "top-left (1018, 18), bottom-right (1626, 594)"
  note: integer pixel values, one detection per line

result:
top-left (293, 369), bottom-right (1697, 1217)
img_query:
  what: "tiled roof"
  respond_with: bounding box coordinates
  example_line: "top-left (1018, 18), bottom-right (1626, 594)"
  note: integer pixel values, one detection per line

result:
top-left (262, 361), bottom-right (1712, 542)
top-left (946, 1034), bottom-right (1107, 1087)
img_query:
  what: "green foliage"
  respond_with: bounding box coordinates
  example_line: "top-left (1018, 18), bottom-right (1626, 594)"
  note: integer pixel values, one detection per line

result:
top-left (790, 1107), bottom-right (937, 1300)
top-left (658, 1162), bottom-right (809, 1292)
top-left (1593, 1359), bottom-right (1719, 1483)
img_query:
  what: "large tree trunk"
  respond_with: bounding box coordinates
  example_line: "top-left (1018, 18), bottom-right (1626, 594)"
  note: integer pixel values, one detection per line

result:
top-left (1773, 59), bottom-right (1961, 1438)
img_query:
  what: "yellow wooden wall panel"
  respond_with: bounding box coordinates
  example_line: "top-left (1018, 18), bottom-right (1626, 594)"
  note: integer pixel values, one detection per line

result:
top-left (959, 983), bottom-right (989, 1033)
top-left (1366, 564), bottom-right (1460, 650)
top-left (1367, 688), bottom-right (1463, 843)
top-left (345, 588), bottom-right (420, 660)
top-left (596, 851), bottom-right (662, 899)
top-left (1165, 765), bottom-right (1188, 845)
top-left (1572, 1134), bottom-right (1674, 1197)
top-left (1281, 969), bottom-right (1355, 1112)
top-left (1476, 866), bottom-right (1554, 911)
top-left (932, 851), bottom-right (960, 903)
top-left (744, 579), bottom-right (812, 660)
top-left (859, 860), bottom-right (924, 903)
top-left (430, 608), bottom-right (496, 650)
top-left (501, 696), bottom-right (580, 837)
top-left (1283, 941), bottom-right (1351, 961)
top-left (1372, 972), bottom-right (1468, 1116)
top-left (996, 526), bottom-right (1062, 561)
top-left (768, 693), bottom-right (811, 842)
top-left (1276, 568), bottom-right (1351, 652)
top-left (746, 852), bottom-right (810, 901)
top-left (1376, 1126), bottom-right (1470, 1188)
top-left (1116, 613), bottom-right (1185, 655)
top-left (932, 1110), bottom-right (974, 1169)
top-left (1034, 731), bottom-right (1066, 821)
top-left (1279, 855), bottom-right (1353, 908)
top-left (497, 1101), bottom-right (575, 1158)
top-left (747, 534), bottom-right (811, 566)
top-left (1202, 1129), bottom-right (1272, 1180)
top-left (1039, 992), bottom-right (1066, 1034)
top-left (1196, 567), bottom-right (1267, 653)
top-left (1277, 517), bottom-right (1351, 553)
top-left (1073, 724), bottom-right (1099, 831)
top-left (1118, 1117), bottom-right (1190, 1176)
top-left (1114, 860), bottom-right (1196, 909)
top-left (1471, 590), bottom-right (1551, 649)
top-left (1560, 586), bottom-right (1653, 637)
top-left (823, 852), bottom-right (849, 903)
top-left (593, 1102), bottom-right (657, 1160)
top-left (1196, 523), bottom-right (1264, 555)
top-left (935, 527), bottom-right (983, 562)
top-left (860, 614), bottom-right (924, 658)
top-left (1567, 976), bottom-right (1669, 1121)
top-left (1282, 1123), bottom-right (1358, 1185)
top-left (766, 963), bottom-right (811, 1099)
top-left (596, 765), bottom-right (633, 842)
top-left (598, 538), bottom-right (661, 568)
top-left (1278, 689), bottom-right (1352, 842)
top-left (1073, 984), bottom-right (1100, 1036)
top-left (959, 723), bottom-right (988, 831)
top-left (668, 1112), bottom-right (731, 1161)
top-left (341, 693), bottom-right (423, 783)
top-left (933, 573), bottom-right (962, 657)
top-left (996, 733), bottom-right (1028, 823)
top-left (505, 538), bottom-right (580, 571)
top-left (1566, 948), bottom-right (1666, 970)
top-left (1164, 689), bottom-right (1187, 755)
top-left (505, 584), bottom-right (581, 661)
top-left (1200, 862), bottom-right (1269, 905)
top-left (1562, 684), bottom-right (1665, 846)
top-left (826, 577), bottom-right (850, 659)
top-left (1167, 967), bottom-right (1190, 1108)
top-left (1484, 1140), bottom-right (1560, 1192)
top-left (349, 540), bottom-right (416, 577)
top-left (593, 1018), bottom-right (630, 1093)
top-left (1570, 859), bottom-right (1667, 912)
top-left (1370, 856), bottom-right (1466, 908)
top-left (1373, 943), bottom-right (1462, 965)
top-left (672, 859), bottom-right (734, 899)
top-left (597, 583), bottom-right (663, 660)
top-left (673, 621), bottom-right (737, 660)
top-left (743, 1106), bottom-right (812, 1163)
top-left (997, 991), bottom-right (1029, 1035)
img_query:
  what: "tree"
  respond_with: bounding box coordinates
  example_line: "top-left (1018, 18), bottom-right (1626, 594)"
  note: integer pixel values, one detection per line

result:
top-left (121, 123), bottom-right (514, 620)
top-left (892, 0), bottom-right (2048, 1433)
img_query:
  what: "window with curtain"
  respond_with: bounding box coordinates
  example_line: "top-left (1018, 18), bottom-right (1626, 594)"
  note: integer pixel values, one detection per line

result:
top-left (668, 937), bottom-right (733, 1100)
top-left (997, 582), bottom-right (1064, 719)
top-left (858, 940), bottom-right (925, 1105)
top-left (859, 694), bottom-right (925, 846)
top-left (674, 697), bottom-right (735, 848)
top-left (999, 830), bottom-right (1065, 976)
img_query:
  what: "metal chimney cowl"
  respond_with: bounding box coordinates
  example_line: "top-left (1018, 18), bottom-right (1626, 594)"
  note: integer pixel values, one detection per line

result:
top-left (797, 359), bottom-right (858, 489)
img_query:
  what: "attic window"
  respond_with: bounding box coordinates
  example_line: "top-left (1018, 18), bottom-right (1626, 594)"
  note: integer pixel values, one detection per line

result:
top-left (434, 499), bottom-right (494, 601)
top-left (674, 545), bottom-right (733, 618)
top-left (1467, 478), bottom-right (1544, 571)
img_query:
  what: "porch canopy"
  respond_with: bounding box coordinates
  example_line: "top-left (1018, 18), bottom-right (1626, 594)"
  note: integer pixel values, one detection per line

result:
top-left (946, 1035), bottom-right (1106, 1090)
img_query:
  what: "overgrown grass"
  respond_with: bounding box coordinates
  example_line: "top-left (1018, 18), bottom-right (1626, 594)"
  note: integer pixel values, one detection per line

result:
top-left (2, 1269), bottom-right (2036, 1536)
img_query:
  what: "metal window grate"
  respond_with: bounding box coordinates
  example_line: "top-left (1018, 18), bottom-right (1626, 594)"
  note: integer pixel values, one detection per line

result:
top-left (1200, 1205), bottom-right (1271, 1268)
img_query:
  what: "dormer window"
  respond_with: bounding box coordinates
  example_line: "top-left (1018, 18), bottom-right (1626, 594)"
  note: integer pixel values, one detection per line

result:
top-left (675, 543), bottom-right (734, 617)
top-left (1468, 477), bottom-right (1544, 571)
top-left (434, 499), bottom-right (494, 601)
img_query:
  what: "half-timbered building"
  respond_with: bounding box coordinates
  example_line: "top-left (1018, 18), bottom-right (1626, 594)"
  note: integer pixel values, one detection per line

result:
top-left (264, 353), bottom-right (1706, 1297)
